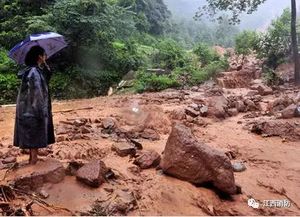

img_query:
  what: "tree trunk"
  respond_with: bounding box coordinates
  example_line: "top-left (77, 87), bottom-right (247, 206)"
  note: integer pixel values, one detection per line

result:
top-left (291, 0), bottom-right (300, 85)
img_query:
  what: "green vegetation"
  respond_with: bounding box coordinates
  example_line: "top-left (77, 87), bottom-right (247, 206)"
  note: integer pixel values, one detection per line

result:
top-left (198, 0), bottom-right (300, 84)
top-left (0, 0), bottom-right (238, 104)
top-left (234, 9), bottom-right (298, 84)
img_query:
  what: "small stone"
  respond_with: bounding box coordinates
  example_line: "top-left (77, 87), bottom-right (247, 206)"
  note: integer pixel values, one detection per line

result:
top-left (73, 119), bottom-right (86, 127)
top-left (56, 125), bottom-right (71, 135)
top-left (228, 108), bottom-right (239, 117)
top-left (66, 160), bottom-right (85, 176)
top-left (185, 107), bottom-right (200, 118)
top-left (134, 150), bottom-right (161, 169)
top-left (38, 149), bottom-right (52, 156)
top-left (244, 99), bottom-right (258, 111)
top-left (112, 143), bottom-right (136, 157)
top-left (232, 161), bottom-right (247, 172)
top-left (188, 103), bottom-right (200, 111)
top-left (102, 117), bottom-right (117, 129)
top-left (235, 101), bottom-right (246, 113)
top-left (186, 115), bottom-right (194, 123)
top-left (2, 157), bottom-right (16, 164)
top-left (104, 187), bottom-right (114, 193)
top-left (199, 105), bottom-right (209, 117)
top-left (257, 85), bottom-right (273, 96)
top-left (81, 126), bottom-right (91, 134)
top-left (246, 90), bottom-right (259, 96)
top-left (101, 134), bottom-right (110, 138)
top-left (194, 117), bottom-right (208, 127)
top-left (296, 106), bottom-right (300, 117)
top-left (39, 189), bottom-right (49, 199)
top-left (127, 165), bottom-right (141, 175)
top-left (82, 135), bottom-right (91, 140)
top-left (72, 134), bottom-right (82, 141)
top-left (56, 136), bottom-right (65, 142)
top-left (129, 139), bottom-right (143, 150)
top-left (140, 129), bottom-right (160, 141)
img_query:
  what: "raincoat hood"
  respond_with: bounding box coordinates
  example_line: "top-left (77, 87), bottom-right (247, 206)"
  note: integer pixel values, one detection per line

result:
top-left (17, 67), bottom-right (32, 79)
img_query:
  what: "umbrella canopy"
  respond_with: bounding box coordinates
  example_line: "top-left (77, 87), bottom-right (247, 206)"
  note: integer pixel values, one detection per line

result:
top-left (8, 32), bottom-right (67, 64)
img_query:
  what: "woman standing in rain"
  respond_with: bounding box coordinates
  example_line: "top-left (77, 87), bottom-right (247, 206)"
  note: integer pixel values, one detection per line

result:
top-left (14, 46), bottom-right (55, 164)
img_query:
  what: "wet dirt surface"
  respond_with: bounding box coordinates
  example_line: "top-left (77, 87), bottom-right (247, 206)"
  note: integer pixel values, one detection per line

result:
top-left (0, 82), bottom-right (300, 215)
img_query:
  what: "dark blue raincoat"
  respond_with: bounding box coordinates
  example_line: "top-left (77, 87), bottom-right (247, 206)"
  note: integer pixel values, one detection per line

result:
top-left (13, 66), bottom-right (55, 149)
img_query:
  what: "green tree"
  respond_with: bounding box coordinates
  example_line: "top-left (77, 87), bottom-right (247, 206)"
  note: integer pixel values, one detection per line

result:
top-left (235, 30), bottom-right (259, 56)
top-left (0, 0), bottom-right (55, 49)
top-left (118, 0), bottom-right (171, 35)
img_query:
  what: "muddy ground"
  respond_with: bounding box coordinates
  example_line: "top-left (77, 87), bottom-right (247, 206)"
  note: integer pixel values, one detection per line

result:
top-left (0, 76), bottom-right (300, 215)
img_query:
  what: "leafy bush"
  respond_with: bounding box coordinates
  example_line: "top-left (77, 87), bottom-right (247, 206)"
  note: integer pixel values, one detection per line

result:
top-left (262, 67), bottom-right (281, 86)
top-left (153, 39), bottom-right (186, 70)
top-left (235, 9), bottom-right (291, 70)
top-left (0, 49), bottom-right (18, 74)
top-left (134, 70), bottom-right (180, 93)
top-left (112, 40), bottom-right (144, 73)
top-left (187, 59), bottom-right (228, 85)
top-left (257, 9), bottom-right (291, 69)
top-left (193, 43), bottom-right (220, 66)
top-left (0, 73), bottom-right (19, 104)
top-left (235, 30), bottom-right (259, 56)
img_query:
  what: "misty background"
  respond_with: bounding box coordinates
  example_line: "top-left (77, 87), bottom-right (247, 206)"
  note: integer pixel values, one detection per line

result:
top-left (165, 0), bottom-right (291, 30)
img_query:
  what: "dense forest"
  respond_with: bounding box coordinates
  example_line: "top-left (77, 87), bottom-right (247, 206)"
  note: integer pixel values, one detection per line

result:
top-left (0, 0), bottom-right (299, 104)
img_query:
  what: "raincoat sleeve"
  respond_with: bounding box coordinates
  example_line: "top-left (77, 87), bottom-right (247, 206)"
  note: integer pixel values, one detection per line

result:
top-left (27, 68), bottom-right (46, 119)
top-left (42, 64), bottom-right (53, 83)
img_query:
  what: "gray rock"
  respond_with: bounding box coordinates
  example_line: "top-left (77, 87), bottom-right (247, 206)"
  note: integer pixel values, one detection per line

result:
top-left (185, 107), bottom-right (200, 118)
top-left (232, 161), bottom-right (247, 172)
top-left (199, 105), bottom-right (209, 117)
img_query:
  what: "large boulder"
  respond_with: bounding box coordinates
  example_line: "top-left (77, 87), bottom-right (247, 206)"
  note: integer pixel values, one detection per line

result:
top-left (76, 160), bottom-right (108, 188)
top-left (161, 123), bottom-right (237, 195)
